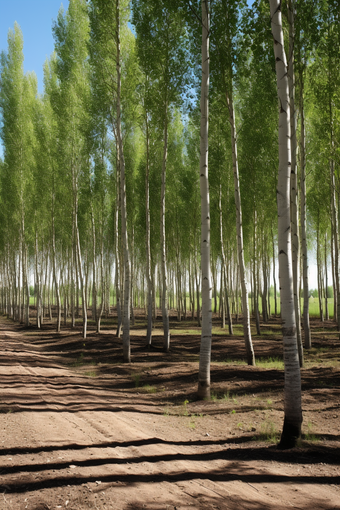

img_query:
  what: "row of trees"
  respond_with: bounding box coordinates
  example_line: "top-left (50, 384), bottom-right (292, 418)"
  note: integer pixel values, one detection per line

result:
top-left (0, 0), bottom-right (339, 446)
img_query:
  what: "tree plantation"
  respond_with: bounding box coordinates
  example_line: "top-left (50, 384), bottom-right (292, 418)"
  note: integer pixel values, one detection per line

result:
top-left (0, 0), bottom-right (339, 457)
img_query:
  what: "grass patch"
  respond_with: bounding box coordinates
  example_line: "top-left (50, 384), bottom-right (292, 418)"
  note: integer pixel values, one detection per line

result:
top-left (140, 384), bottom-right (158, 394)
top-left (219, 358), bottom-right (246, 366)
top-left (132, 373), bottom-right (141, 388)
top-left (170, 329), bottom-right (200, 335)
top-left (261, 329), bottom-right (281, 336)
top-left (302, 421), bottom-right (319, 442)
top-left (182, 399), bottom-right (190, 416)
top-left (256, 357), bottom-right (284, 370)
top-left (257, 420), bottom-right (279, 442)
top-left (212, 326), bottom-right (244, 336)
top-left (84, 370), bottom-right (97, 378)
top-left (71, 353), bottom-right (85, 367)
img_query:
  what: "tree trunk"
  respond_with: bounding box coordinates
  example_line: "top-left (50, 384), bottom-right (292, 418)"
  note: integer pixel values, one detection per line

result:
top-left (299, 70), bottom-right (311, 347)
top-left (115, 158), bottom-right (123, 338)
top-left (35, 232), bottom-right (41, 329)
top-left (75, 207), bottom-right (87, 340)
top-left (270, 0), bottom-right (302, 448)
top-left (227, 92), bottom-right (255, 366)
top-left (331, 227), bottom-right (337, 322)
top-left (197, 0), bottom-right (212, 400)
top-left (160, 103), bottom-right (170, 352)
top-left (52, 205), bottom-right (61, 333)
top-left (116, 0), bottom-right (130, 362)
top-left (219, 185), bottom-right (227, 330)
top-left (145, 111), bottom-right (153, 346)
top-left (317, 225), bottom-right (324, 322)
top-left (330, 158), bottom-right (340, 329)
top-left (325, 233), bottom-right (329, 320)
top-left (288, 0), bottom-right (303, 368)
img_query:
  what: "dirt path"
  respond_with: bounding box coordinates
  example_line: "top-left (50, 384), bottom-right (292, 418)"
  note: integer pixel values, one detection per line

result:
top-left (0, 316), bottom-right (339, 509)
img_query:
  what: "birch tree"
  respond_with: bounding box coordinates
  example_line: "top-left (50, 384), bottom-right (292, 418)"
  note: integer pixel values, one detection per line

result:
top-left (197, 0), bottom-right (212, 399)
top-left (270, 0), bottom-right (302, 448)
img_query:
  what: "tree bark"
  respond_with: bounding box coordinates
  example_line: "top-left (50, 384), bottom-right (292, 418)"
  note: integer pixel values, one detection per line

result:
top-left (270, 0), bottom-right (302, 449)
top-left (145, 111), bottom-right (153, 346)
top-left (299, 69), bottom-right (311, 347)
top-left (197, 0), bottom-right (212, 400)
top-left (288, 0), bottom-right (303, 367)
top-left (227, 92), bottom-right (255, 365)
top-left (116, 0), bottom-right (130, 362)
top-left (160, 103), bottom-right (170, 352)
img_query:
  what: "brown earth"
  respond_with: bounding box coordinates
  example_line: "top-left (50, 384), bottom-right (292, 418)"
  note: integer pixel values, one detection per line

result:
top-left (0, 310), bottom-right (339, 510)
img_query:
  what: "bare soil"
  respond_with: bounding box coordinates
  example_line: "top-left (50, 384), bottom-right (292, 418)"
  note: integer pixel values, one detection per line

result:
top-left (0, 311), bottom-right (339, 510)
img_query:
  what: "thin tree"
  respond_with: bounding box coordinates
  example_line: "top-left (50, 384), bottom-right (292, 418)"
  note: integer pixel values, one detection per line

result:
top-left (197, 0), bottom-right (212, 400)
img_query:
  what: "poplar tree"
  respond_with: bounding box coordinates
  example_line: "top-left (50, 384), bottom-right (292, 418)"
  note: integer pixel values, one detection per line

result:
top-left (211, 0), bottom-right (255, 365)
top-left (132, 0), bottom-right (192, 351)
top-left (52, 0), bottom-right (91, 339)
top-left (0, 23), bottom-right (37, 326)
top-left (89, 0), bottom-right (133, 361)
top-left (197, 0), bottom-right (212, 399)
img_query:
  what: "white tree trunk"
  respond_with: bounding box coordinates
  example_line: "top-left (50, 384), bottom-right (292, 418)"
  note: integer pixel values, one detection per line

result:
top-left (161, 104), bottom-right (170, 352)
top-left (299, 72), bottom-right (311, 348)
top-left (227, 92), bottom-right (255, 366)
top-left (288, 0), bottom-right (303, 367)
top-left (116, 0), bottom-right (130, 362)
top-left (197, 0), bottom-right (212, 400)
top-left (75, 203), bottom-right (87, 340)
top-left (35, 231), bottom-right (41, 329)
top-left (270, 0), bottom-right (302, 448)
top-left (51, 203), bottom-right (61, 333)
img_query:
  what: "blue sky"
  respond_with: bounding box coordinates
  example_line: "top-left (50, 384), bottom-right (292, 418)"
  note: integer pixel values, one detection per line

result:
top-left (0, 0), bottom-right (69, 94)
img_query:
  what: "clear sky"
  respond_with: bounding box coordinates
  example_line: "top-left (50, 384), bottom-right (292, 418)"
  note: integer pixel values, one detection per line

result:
top-left (0, 0), bottom-right (69, 94)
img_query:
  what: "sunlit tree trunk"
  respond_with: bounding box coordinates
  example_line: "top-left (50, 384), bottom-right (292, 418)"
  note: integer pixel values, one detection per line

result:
top-left (35, 231), bottom-right (42, 329)
top-left (288, 0), bottom-right (303, 367)
top-left (325, 233), bottom-right (329, 320)
top-left (316, 223), bottom-right (324, 322)
top-left (160, 103), bottom-right (170, 352)
top-left (115, 156), bottom-right (123, 338)
top-left (270, 0), bottom-right (302, 448)
top-left (74, 192), bottom-right (87, 340)
top-left (198, 0), bottom-right (212, 400)
top-left (116, 0), bottom-right (130, 362)
top-left (51, 196), bottom-right (61, 333)
top-left (227, 93), bottom-right (255, 365)
top-left (219, 185), bottom-right (226, 330)
top-left (299, 69), bottom-right (311, 347)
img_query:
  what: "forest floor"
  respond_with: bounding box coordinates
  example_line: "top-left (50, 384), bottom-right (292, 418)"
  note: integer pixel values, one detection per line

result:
top-left (0, 310), bottom-right (339, 510)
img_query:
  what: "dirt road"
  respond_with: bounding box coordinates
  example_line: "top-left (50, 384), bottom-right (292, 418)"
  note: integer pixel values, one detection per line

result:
top-left (0, 316), bottom-right (339, 509)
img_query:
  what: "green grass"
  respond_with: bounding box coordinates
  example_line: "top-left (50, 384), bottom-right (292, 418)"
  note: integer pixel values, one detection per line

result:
top-left (84, 370), bottom-right (97, 378)
top-left (71, 353), bottom-right (85, 367)
top-left (258, 420), bottom-right (279, 442)
top-left (140, 384), bottom-right (158, 394)
top-left (256, 357), bottom-right (284, 370)
top-left (308, 297), bottom-right (334, 318)
top-left (170, 329), bottom-right (200, 335)
top-left (303, 421), bottom-right (319, 442)
top-left (131, 373), bottom-right (141, 388)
